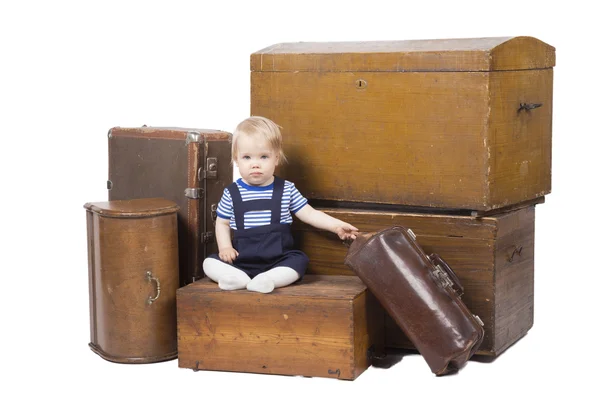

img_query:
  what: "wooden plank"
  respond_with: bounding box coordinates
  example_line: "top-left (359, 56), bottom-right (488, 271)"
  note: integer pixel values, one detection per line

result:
top-left (253, 70), bottom-right (491, 209)
top-left (251, 37), bottom-right (555, 72)
top-left (471, 197), bottom-right (544, 218)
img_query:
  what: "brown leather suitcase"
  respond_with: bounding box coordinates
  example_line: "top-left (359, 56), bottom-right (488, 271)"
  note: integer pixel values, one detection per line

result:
top-left (85, 198), bottom-right (179, 363)
top-left (108, 126), bottom-right (232, 286)
top-left (345, 226), bottom-right (485, 375)
top-left (251, 37), bottom-right (554, 213)
top-left (293, 205), bottom-right (536, 356)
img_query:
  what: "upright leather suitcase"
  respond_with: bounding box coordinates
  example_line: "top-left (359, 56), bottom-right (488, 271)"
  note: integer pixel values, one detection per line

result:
top-left (108, 127), bottom-right (232, 286)
top-left (345, 226), bottom-right (485, 375)
top-left (251, 37), bottom-right (555, 213)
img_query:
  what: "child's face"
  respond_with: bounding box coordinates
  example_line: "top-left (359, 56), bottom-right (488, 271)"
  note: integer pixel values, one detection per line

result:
top-left (235, 134), bottom-right (279, 186)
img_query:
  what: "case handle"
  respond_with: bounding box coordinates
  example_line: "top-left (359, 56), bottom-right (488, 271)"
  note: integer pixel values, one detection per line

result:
top-left (146, 271), bottom-right (161, 305)
top-left (518, 103), bottom-right (542, 112)
top-left (507, 246), bottom-right (523, 262)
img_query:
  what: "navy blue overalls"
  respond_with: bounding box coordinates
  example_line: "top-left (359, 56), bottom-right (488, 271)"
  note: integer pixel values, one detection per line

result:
top-left (210, 176), bottom-right (309, 278)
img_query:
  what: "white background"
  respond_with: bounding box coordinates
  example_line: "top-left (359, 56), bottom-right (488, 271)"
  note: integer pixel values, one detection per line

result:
top-left (1, 1), bottom-right (598, 406)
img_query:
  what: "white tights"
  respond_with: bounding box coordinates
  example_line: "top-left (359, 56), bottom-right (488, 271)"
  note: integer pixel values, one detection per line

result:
top-left (202, 257), bottom-right (300, 294)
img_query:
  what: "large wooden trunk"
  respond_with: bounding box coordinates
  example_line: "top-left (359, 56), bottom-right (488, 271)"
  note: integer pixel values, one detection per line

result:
top-left (251, 37), bottom-right (554, 212)
top-left (85, 198), bottom-right (179, 363)
top-left (177, 275), bottom-right (384, 380)
top-left (292, 205), bottom-right (536, 356)
top-left (108, 126), bottom-right (232, 286)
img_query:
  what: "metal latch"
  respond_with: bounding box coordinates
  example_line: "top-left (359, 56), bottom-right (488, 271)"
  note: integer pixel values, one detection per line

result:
top-left (201, 232), bottom-right (214, 243)
top-left (107, 180), bottom-right (113, 190)
top-left (432, 265), bottom-right (453, 290)
top-left (198, 157), bottom-right (218, 179)
top-left (473, 314), bottom-right (484, 326)
top-left (211, 204), bottom-right (218, 223)
top-left (185, 188), bottom-right (204, 199)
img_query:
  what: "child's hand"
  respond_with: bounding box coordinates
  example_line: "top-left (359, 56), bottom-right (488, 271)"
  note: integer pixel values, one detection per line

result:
top-left (219, 247), bottom-right (239, 264)
top-left (333, 221), bottom-right (359, 240)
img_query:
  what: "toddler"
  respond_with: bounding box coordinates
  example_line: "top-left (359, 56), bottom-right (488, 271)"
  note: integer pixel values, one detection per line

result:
top-left (203, 116), bottom-right (358, 293)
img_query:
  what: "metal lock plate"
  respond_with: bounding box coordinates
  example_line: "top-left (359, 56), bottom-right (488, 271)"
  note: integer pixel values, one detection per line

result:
top-left (198, 157), bottom-right (218, 180)
top-left (206, 157), bottom-right (218, 179)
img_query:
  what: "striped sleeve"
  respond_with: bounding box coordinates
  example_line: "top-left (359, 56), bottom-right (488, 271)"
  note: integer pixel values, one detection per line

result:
top-left (288, 182), bottom-right (308, 213)
top-left (216, 188), bottom-right (233, 219)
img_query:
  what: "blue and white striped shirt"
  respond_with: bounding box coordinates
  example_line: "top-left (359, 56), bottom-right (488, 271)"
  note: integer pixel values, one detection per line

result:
top-left (216, 178), bottom-right (308, 230)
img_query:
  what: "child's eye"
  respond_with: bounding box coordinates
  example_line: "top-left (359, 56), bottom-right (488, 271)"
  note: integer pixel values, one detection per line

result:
top-left (261, 155), bottom-right (269, 159)
top-left (242, 155), bottom-right (250, 160)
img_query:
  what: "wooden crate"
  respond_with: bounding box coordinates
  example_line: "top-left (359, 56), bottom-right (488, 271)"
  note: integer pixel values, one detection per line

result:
top-left (251, 37), bottom-right (554, 212)
top-left (292, 205), bottom-right (536, 356)
top-left (176, 275), bottom-right (384, 380)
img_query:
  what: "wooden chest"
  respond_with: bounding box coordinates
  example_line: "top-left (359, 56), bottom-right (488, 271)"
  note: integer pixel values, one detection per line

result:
top-left (85, 198), bottom-right (180, 363)
top-left (292, 205), bottom-right (536, 356)
top-left (251, 37), bottom-right (555, 212)
top-left (176, 275), bottom-right (384, 380)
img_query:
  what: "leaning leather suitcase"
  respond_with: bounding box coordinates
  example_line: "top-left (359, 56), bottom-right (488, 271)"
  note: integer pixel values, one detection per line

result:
top-left (108, 127), bottom-right (232, 286)
top-left (293, 205), bottom-right (536, 356)
top-left (344, 226), bottom-right (485, 375)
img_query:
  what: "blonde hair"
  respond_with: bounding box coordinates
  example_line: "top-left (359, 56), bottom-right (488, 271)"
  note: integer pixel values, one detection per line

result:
top-left (232, 116), bottom-right (288, 164)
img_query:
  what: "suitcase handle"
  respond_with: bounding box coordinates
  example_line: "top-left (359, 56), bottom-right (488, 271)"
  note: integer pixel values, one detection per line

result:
top-left (429, 254), bottom-right (464, 297)
top-left (146, 271), bottom-right (161, 305)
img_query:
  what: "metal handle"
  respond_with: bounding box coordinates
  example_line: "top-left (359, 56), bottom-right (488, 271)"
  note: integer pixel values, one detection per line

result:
top-left (518, 103), bottom-right (542, 112)
top-left (146, 271), bottom-right (161, 304)
top-left (507, 246), bottom-right (523, 262)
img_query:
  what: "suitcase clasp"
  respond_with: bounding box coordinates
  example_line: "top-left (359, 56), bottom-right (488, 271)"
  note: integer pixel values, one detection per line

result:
top-left (432, 265), bottom-right (453, 290)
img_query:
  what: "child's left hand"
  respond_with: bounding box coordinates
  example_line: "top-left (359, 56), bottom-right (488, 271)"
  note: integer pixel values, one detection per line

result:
top-left (333, 221), bottom-right (359, 240)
